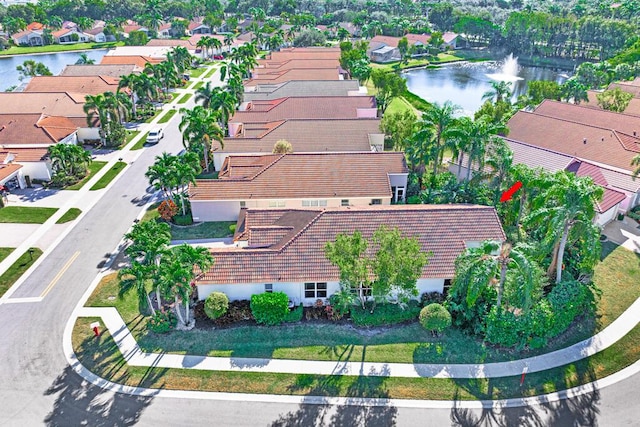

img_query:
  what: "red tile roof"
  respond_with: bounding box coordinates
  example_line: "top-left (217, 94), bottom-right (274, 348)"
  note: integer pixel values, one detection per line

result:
top-left (263, 47), bottom-right (341, 61)
top-left (231, 96), bottom-right (376, 123)
top-left (245, 68), bottom-right (342, 85)
top-left (100, 55), bottom-right (163, 67)
top-left (190, 152), bottom-right (408, 201)
top-left (218, 118), bottom-right (381, 154)
top-left (256, 59), bottom-right (340, 70)
top-left (8, 147), bottom-right (49, 162)
top-left (0, 114), bottom-right (78, 146)
top-left (0, 164), bottom-right (22, 182)
top-left (0, 92), bottom-right (86, 117)
top-left (24, 76), bottom-right (120, 95)
top-left (197, 205), bottom-right (506, 284)
top-left (507, 110), bottom-right (640, 171)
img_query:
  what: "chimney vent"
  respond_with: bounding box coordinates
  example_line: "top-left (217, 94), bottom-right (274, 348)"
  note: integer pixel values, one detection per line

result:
top-left (583, 138), bottom-right (587, 144)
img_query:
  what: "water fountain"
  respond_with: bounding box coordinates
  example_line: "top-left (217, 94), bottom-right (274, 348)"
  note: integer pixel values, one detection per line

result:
top-left (486, 53), bottom-right (524, 82)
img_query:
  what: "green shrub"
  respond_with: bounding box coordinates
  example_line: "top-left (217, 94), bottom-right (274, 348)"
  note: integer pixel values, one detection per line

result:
top-left (547, 279), bottom-right (597, 336)
top-left (350, 301), bottom-right (421, 327)
top-left (419, 303), bottom-right (452, 335)
top-left (173, 214), bottom-right (193, 226)
top-left (229, 224), bottom-right (236, 233)
top-left (420, 291), bottom-right (445, 307)
top-left (628, 205), bottom-right (640, 221)
top-left (250, 292), bottom-right (290, 325)
top-left (204, 292), bottom-right (229, 320)
top-left (148, 310), bottom-right (177, 333)
top-left (284, 303), bottom-right (304, 323)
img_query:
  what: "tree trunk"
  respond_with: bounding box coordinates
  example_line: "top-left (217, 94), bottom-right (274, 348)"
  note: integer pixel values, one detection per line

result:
top-left (497, 262), bottom-right (508, 310)
top-left (457, 153), bottom-right (463, 178)
top-left (547, 239), bottom-right (560, 281)
top-left (156, 285), bottom-right (162, 310)
top-left (174, 295), bottom-right (185, 325)
top-left (185, 299), bottom-right (190, 325)
top-left (515, 191), bottom-right (527, 240)
top-left (555, 221), bottom-right (571, 284)
top-left (466, 151), bottom-right (473, 181)
top-left (146, 294), bottom-right (156, 316)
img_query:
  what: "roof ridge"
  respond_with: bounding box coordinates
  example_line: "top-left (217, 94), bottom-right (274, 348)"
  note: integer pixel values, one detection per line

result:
top-left (245, 154), bottom-right (284, 180)
top-left (528, 110), bottom-right (621, 132)
top-left (541, 99), bottom-right (640, 119)
top-left (276, 210), bottom-right (326, 252)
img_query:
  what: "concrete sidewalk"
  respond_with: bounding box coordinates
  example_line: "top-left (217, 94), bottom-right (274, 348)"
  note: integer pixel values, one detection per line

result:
top-left (76, 293), bottom-right (640, 379)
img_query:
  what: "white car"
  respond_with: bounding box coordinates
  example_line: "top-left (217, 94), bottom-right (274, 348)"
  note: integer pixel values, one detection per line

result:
top-left (146, 128), bottom-right (164, 144)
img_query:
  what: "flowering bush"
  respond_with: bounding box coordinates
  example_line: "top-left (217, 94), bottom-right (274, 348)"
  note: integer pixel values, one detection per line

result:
top-left (204, 292), bottom-right (229, 320)
top-left (148, 309), bottom-right (177, 333)
top-left (158, 200), bottom-right (178, 221)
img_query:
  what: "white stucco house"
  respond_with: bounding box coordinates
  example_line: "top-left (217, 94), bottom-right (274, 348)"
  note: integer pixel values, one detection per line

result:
top-left (189, 152), bottom-right (409, 222)
top-left (195, 204), bottom-right (506, 304)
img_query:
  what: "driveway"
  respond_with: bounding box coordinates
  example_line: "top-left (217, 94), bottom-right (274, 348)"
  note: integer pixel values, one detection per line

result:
top-left (602, 216), bottom-right (640, 253)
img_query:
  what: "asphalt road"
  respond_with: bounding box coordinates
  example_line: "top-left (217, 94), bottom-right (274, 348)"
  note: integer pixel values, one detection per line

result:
top-left (0, 86), bottom-right (639, 426)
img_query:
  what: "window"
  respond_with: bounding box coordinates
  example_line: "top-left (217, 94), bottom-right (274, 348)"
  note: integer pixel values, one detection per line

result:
top-left (443, 279), bottom-right (452, 297)
top-left (341, 199), bottom-right (349, 206)
top-left (268, 201), bottom-right (285, 207)
top-left (302, 200), bottom-right (328, 207)
top-left (239, 201), bottom-right (246, 208)
top-left (304, 282), bottom-right (327, 298)
top-left (371, 199), bottom-right (382, 205)
top-left (265, 284), bottom-right (273, 293)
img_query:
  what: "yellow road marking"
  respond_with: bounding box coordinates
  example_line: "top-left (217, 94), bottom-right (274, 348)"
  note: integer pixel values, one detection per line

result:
top-left (40, 251), bottom-right (80, 298)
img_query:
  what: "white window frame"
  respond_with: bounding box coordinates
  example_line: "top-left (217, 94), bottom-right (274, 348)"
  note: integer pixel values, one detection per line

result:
top-left (268, 200), bottom-right (286, 207)
top-left (304, 282), bottom-right (327, 298)
top-left (265, 283), bottom-right (273, 293)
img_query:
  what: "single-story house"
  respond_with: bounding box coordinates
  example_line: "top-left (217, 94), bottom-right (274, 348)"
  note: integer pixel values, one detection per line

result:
top-left (24, 75), bottom-right (120, 96)
top-left (368, 32), bottom-right (460, 62)
top-left (261, 47), bottom-right (342, 62)
top-left (195, 204), bottom-right (506, 304)
top-left (0, 148), bottom-right (51, 186)
top-left (84, 27), bottom-right (106, 43)
top-left (244, 68), bottom-right (344, 89)
top-left (52, 28), bottom-right (90, 44)
top-left (188, 21), bottom-right (211, 35)
top-left (60, 64), bottom-right (139, 77)
top-left (0, 161), bottom-right (25, 190)
top-left (11, 29), bottom-right (43, 46)
top-left (157, 22), bottom-right (173, 38)
top-left (214, 118), bottom-right (384, 170)
top-left (230, 96), bottom-right (378, 132)
top-left (243, 80), bottom-right (365, 102)
top-left (189, 152), bottom-right (409, 222)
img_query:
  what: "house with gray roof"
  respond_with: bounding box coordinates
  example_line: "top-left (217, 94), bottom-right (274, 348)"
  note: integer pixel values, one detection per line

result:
top-left (243, 80), bottom-right (365, 102)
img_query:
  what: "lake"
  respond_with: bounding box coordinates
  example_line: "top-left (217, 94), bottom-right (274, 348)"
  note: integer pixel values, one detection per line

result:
top-left (403, 55), bottom-right (570, 116)
top-left (0, 49), bottom-right (109, 91)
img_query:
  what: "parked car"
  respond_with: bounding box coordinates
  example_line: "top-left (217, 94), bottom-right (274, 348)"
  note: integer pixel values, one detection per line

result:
top-left (213, 55), bottom-right (224, 60)
top-left (146, 128), bottom-right (164, 144)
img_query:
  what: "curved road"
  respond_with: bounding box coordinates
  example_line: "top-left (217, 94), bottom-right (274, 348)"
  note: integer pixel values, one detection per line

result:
top-left (1, 104), bottom-right (639, 426)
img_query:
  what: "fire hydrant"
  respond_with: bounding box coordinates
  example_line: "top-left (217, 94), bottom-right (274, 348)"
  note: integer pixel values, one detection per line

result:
top-left (90, 321), bottom-right (100, 337)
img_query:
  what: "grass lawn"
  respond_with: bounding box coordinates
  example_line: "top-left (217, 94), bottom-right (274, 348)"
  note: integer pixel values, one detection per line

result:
top-left (144, 110), bottom-right (161, 124)
top-left (189, 67), bottom-right (208, 78)
top-left (72, 315), bottom-right (640, 401)
top-left (191, 81), bottom-right (204, 90)
top-left (0, 248), bottom-right (14, 263)
top-left (176, 93), bottom-right (192, 104)
top-left (75, 245), bottom-right (640, 398)
top-left (170, 221), bottom-right (235, 241)
top-left (385, 97), bottom-right (417, 116)
top-left (202, 67), bottom-right (217, 79)
top-left (140, 202), bottom-right (160, 223)
top-left (0, 206), bottom-right (58, 224)
top-left (125, 130), bottom-right (140, 144)
top-left (0, 248), bottom-right (42, 298)
top-left (0, 41), bottom-right (123, 56)
top-left (157, 109), bottom-right (178, 124)
top-left (56, 208), bottom-right (82, 224)
top-left (90, 162), bottom-right (127, 191)
top-left (65, 161), bottom-right (108, 190)
top-left (130, 132), bottom-right (149, 151)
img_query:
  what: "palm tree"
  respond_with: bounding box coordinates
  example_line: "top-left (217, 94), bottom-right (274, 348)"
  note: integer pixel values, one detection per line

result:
top-left (561, 77), bottom-right (589, 105)
top-left (124, 220), bottom-right (171, 310)
top-left (157, 255), bottom-right (191, 326)
top-left (197, 35), bottom-right (210, 59)
top-left (416, 101), bottom-right (460, 175)
top-left (209, 37), bottom-right (222, 56)
top-left (448, 116), bottom-right (507, 181)
top-left (117, 74), bottom-right (138, 116)
top-left (484, 138), bottom-right (514, 204)
top-left (482, 81), bottom-right (513, 104)
top-left (118, 262), bottom-right (155, 316)
top-left (179, 106), bottom-right (224, 171)
top-left (526, 171), bottom-right (604, 284)
top-left (170, 244), bottom-right (214, 325)
top-left (168, 46), bottom-right (192, 73)
top-left (48, 144), bottom-right (92, 177)
top-left (16, 60), bottom-right (52, 80)
top-left (146, 152), bottom-right (180, 202)
top-left (631, 154), bottom-right (640, 180)
top-left (75, 53), bottom-right (95, 65)
top-left (453, 240), bottom-right (535, 312)
top-left (194, 81), bottom-right (216, 108)
top-left (223, 33), bottom-right (235, 53)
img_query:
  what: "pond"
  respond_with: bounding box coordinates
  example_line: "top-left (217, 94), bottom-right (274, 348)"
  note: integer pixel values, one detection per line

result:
top-left (403, 54), bottom-right (570, 116)
top-left (0, 49), bottom-right (109, 92)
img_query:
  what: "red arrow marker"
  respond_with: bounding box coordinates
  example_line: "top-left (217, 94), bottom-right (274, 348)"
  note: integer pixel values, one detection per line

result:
top-left (500, 181), bottom-right (523, 203)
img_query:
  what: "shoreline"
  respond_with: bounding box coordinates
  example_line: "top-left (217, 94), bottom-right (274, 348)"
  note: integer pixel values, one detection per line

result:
top-left (0, 47), bottom-right (110, 58)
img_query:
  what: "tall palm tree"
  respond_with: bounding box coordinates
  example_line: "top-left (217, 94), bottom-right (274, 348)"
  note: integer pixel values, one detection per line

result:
top-left (197, 36), bottom-right (210, 59)
top-left (118, 262), bottom-right (155, 316)
top-left (168, 46), bottom-right (192, 73)
top-left (124, 220), bottom-right (171, 310)
top-left (117, 74), bottom-right (138, 116)
top-left (416, 101), bottom-right (460, 175)
top-left (170, 244), bottom-right (214, 324)
top-left (194, 81), bottom-right (216, 108)
top-left (453, 240), bottom-right (535, 312)
top-left (75, 53), bottom-right (95, 65)
top-left (482, 81), bottom-right (513, 103)
top-left (484, 138), bottom-right (514, 204)
top-left (157, 255), bottom-right (192, 326)
top-left (223, 33), bottom-right (235, 53)
top-left (179, 106), bottom-right (224, 170)
top-left (526, 171), bottom-right (604, 284)
top-left (448, 117), bottom-right (507, 181)
top-left (146, 152), bottom-right (180, 202)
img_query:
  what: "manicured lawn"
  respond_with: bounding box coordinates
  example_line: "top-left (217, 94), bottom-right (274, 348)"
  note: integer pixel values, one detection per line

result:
top-left (170, 221), bottom-right (235, 241)
top-left (85, 245), bottom-right (640, 365)
top-left (0, 206), bottom-right (58, 224)
top-left (202, 67), bottom-right (217, 79)
top-left (140, 202), bottom-right (160, 223)
top-left (144, 110), bottom-right (161, 123)
top-left (0, 248), bottom-right (14, 263)
top-left (0, 41), bottom-right (123, 56)
top-left (157, 109), bottom-right (178, 124)
top-left (191, 81), bottom-right (204, 90)
top-left (130, 132), bottom-right (149, 151)
top-left (385, 97), bottom-right (417, 116)
top-left (189, 67), bottom-right (208, 78)
top-left (90, 161), bottom-right (127, 191)
top-left (125, 130), bottom-right (140, 144)
top-left (0, 248), bottom-right (42, 298)
top-left (72, 315), bottom-right (640, 401)
top-left (66, 161), bottom-right (108, 190)
top-left (56, 208), bottom-right (82, 224)
top-left (176, 93), bottom-right (192, 104)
